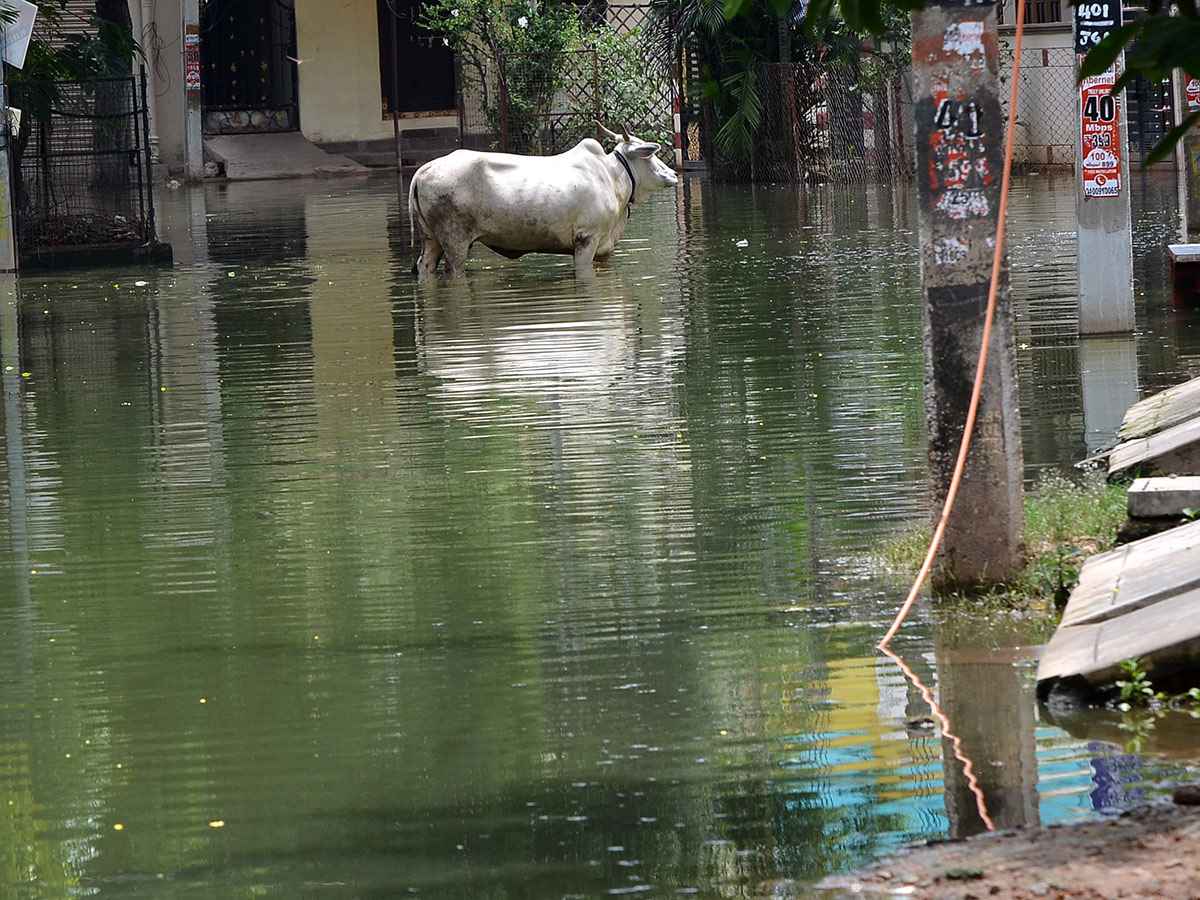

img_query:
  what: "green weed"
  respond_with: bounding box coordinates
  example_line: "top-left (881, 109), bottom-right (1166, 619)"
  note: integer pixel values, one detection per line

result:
top-left (872, 469), bottom-right (1127, 612)
top-left (1114, 657), bottom-right (1164, 710)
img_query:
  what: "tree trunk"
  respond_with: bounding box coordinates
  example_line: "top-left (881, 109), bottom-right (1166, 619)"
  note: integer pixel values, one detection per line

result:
top-left (95, 0), bottom-right (134, 75)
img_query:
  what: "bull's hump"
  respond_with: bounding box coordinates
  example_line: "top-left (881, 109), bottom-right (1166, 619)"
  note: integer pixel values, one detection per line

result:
top-left (575, 138), bottom-right (606, 157)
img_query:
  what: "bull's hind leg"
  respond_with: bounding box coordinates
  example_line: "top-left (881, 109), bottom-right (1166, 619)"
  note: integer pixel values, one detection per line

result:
top-left (415, 235), bottom-right (444, 278)
top-left (573, 233), bottom-right (598, 277)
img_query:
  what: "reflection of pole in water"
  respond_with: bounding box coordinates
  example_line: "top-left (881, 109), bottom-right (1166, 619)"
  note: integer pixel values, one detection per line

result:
top-left (878, 645), bottom-right (995, 833)
top-left (1080, 336), bottom-right (1138, 455)
top-left (934, 636), bottom-right (1041, 836)
top-left (1, 275), bottom-right (34, 691)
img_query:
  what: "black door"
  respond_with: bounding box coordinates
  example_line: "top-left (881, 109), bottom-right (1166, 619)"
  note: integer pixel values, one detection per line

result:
top-left (378, 0), bottom-right (456, 115)
top-left (200, 0), bottom-right (300, 134)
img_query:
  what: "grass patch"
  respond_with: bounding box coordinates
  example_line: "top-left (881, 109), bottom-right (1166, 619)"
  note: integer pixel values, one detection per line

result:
top-left (873, 469), bottom-right (1128, 614)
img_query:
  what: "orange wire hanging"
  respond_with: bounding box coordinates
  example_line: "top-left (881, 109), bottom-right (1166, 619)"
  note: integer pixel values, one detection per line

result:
top-left (878, 0), bottom-right (1028, 650)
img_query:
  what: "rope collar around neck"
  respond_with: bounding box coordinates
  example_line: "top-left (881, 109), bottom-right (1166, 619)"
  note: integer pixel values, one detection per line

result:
top-left (615, 150), bottom-right (636, 212)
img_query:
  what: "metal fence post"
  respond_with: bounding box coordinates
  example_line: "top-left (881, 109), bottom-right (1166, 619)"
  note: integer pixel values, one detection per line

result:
top-left (592, 46), bottom-right (600, 132)
top-left (497, 53), bottom-right (510, 153)
top-left (140, 66), bottom-right (157, 245)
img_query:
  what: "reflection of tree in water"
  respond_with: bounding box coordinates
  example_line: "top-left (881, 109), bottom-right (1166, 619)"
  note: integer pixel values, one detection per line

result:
top-left (204, 185), bottom-right (309, 263)
top-left (204, 185), bottom-right (316, 440)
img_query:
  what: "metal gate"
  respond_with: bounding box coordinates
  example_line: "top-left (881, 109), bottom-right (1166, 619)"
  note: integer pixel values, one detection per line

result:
top-left (199, 0), bottom-right (300, 134)
top-left (1125, 73), bottom-right (1174, 163)
top-left (8, 70), bottom-right (158, 259)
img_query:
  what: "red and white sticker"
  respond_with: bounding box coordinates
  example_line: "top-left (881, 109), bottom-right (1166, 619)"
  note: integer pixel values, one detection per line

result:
top-left (1080, 70), bottom-right (1121, 198)
top-left (185, 32), bottom-right (201, 93)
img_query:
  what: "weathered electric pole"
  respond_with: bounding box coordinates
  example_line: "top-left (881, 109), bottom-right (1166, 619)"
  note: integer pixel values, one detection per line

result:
top-left (182, 0), bottom-right (204, 182)
top-left (0, 0), bottom-right (38, 272)
top-left (1074, 2), bottom-right (1134, 334)
top-left (911, 0), bottom-right (1025, 590)
top-left (0, 61), bottom-right (17, 272)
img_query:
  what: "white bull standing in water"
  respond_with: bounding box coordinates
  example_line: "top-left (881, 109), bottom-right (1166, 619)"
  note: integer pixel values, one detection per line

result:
top-left (409, 123), bottom-right (678, 277)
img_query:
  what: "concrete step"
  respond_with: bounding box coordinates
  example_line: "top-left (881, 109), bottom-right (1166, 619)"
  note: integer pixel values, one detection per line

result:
top-left (1037, 517), bottom-right (1200, 699)
top-left (1127, 475), bottom-right (1200, 518)
top-left (1109, 413), bottom-right (1200, 479)
top-left (318, 129), bottom-right (461, 169)
top-left (1120, 374), bottom-right (1200, 442)
top-left (204, 133), bottom-right (368, 180)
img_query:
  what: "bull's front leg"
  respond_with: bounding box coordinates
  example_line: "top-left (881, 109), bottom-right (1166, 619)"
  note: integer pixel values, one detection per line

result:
top-left (573, 232), bottom-right (599, 277)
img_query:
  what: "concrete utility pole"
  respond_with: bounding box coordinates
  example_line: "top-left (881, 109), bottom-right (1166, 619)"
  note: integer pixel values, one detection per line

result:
top-left (911, 0), bottom-right (1025, 590)
top-left (0, 0), bottom-right (38, 272)
top-left (0, 61), bottom-right (17, 271)
top-left (1074, 2), bottom-right (1134, 334)
top-left (182, 0), bottom-right (204, 182)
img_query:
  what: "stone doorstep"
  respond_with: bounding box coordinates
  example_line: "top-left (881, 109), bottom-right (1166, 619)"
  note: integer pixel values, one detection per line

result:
top-left (1128, 475), bottom-right (1200, 518)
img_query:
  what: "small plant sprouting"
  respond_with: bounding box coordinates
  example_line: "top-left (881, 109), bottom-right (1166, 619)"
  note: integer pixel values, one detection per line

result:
top-left (1114, 657), bottom-right (1164, 711)
top-left (1181, 507), bottom-right (1200, 523)
top-left (1112, 660), bottom-right (1200, 751)
top-left (1112, 657), bottom-right (1200, 713)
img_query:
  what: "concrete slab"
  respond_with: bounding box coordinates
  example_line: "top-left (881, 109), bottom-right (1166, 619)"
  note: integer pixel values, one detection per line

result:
top-left (1036, 585), bottom-right (1200, 693)
top-left (1168, 243), bottom-right (1200, 264)
top-left (204, 133), bottom-right (370, 181)
top-left (1054, 518), bottom-right (1200, 628)
top-left (1036, 518), bottom-right (1200, 695)
top-left (1108, 412), bottom-right (1200, 479)
top-left (1127, 475), bottom-right (1200, 518)
top-left (1169, 245), bottom-right (1200, 309)
top-left (1119, 375), bottom-right (1200, 442)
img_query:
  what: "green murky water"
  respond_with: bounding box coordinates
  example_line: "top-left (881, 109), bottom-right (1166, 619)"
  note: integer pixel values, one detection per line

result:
top-left (0, 170), bottom-right (1198, 898)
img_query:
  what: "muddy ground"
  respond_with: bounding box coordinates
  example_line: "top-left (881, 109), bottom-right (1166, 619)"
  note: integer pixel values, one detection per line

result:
top-left (817, 787), bottom-right (1200, 900)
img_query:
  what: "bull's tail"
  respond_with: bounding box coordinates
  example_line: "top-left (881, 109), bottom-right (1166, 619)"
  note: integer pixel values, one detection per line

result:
top-left (408, 173), bottom-right (420, 276)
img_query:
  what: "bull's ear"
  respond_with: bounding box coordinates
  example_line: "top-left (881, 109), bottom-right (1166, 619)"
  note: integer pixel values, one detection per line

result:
top-left (629, 143), bottom-right (661, 158)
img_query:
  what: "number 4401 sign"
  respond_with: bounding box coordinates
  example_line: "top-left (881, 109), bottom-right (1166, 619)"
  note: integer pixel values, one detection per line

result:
top-left (1080, 70), bottom-right (1121, 198)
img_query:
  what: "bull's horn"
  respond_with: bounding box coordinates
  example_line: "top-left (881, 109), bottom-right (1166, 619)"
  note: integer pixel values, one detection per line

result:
top-left (620, 124), bottom-right (630, 142)
top-left (596, 121), bottom-right (623, 142)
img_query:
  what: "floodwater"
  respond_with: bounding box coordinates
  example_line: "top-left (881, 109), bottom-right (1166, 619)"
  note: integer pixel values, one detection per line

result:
top-left (1, 169), bottom-right (1199, 899)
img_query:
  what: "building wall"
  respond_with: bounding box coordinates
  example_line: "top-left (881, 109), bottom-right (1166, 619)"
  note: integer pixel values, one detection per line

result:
top-left (143, 0), bottom-right (186, 175)
top-left (294, 0), bottom-right (455, 144)
top-left (999, 24), bottom-right (1076, 167)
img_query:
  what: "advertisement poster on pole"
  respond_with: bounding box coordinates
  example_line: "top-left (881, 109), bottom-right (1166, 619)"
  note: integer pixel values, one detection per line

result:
top-left (1075, 2), bottom-right (1122, 54)
top-left (185, 32), bottom-right (201, 93)
top-left (1080, 69), bottom-right (1121, 198)
top-left (1187, 77), bottom-right (1200, 111)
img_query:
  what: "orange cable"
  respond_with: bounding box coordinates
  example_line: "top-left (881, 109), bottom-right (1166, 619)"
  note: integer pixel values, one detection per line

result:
top-left (879, 644), bottom-right (996, 831)
top-left (878, 1), bottom-right (1028, 650)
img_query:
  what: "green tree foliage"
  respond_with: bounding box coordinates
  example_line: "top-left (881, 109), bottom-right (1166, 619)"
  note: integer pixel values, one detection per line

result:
top-left (644, 0), bottom-right (908, 174)
top-left (421, 0), bottom-right (672, 153)
top-left (730, 0), bottom-right (1200, 161)
top-left (422, 0), bottom-right (582, 151)
top-left (3, 2), bottom-right (142, 82)
top-left (1078, 2), bottom-right (1200, 163)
